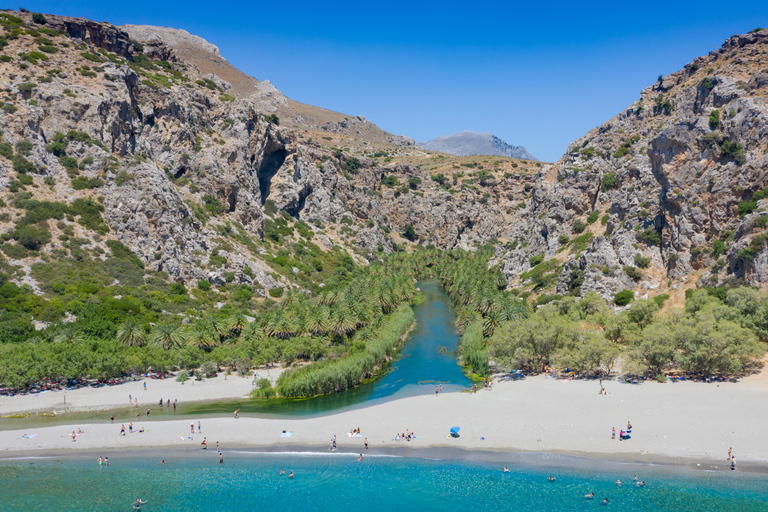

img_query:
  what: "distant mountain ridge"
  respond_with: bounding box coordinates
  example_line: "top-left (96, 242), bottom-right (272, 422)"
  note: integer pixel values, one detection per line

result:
top-left (418, 131), bottom-right (537, 160)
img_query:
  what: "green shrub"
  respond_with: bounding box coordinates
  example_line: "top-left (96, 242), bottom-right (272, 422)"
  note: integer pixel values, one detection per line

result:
top-left (637, 227), bottom-right (662, 246)
top-left (601, 173), bottom-right (619, 191)
top-left (586, 211), bottom-right (599, 224)
top-left (709, 109), bottom-right (721, 130)
top-left (558, 234), bottom-right (570, 245)
top-left (720, 139), bottom-right (745, 164)
top-left (10, 225), bottom-right (51, 250)
top-left (0, 142), bottom-right (13, 159)
top-left (402, 224), bottom-right (417, 241)
top-left (71, 176), bottom-right (104, 190)
top-left (253, 378), bottom-right (276, 398)
top-left (12, 155), bottom-right (35, 173)
top-left (623, 265), bottom-right (642, 282)
top-left (572, 219), bottom-right (587, 233)
top-left (32, 13), bottom-right (46, 24)
top-left (701, 77), bottom-right (715, 91)
top-left (268, 287), bottom-right (284, 298)
top-left (202, 195), bottom-right (225, 215)
top-left (653, 293), bottom-right (670, 308)
top-left (614, 289), bottom-right (634, 306)
top-left (38, 45), bottom-right (58, 54)
top-left (15, 140), bottom-right (33, 155)
top-left (197, 280), bottom-right (211, 291)
top-left (80, 52), bottom-right (103, 63)
top-left (529, 254), bottom-right (545, 266)
top-left (634, 253), bottom-right (651, 268)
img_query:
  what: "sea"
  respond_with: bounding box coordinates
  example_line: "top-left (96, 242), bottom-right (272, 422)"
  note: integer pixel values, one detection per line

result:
top-left (1, 450), bottom-right (766, 511)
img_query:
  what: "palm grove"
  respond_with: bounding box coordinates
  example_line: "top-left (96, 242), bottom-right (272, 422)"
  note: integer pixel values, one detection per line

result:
top-left (0, 244), bottom-right (765, 393)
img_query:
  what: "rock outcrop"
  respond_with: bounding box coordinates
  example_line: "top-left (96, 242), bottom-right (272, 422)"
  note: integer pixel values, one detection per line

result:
top-left (493, 29), bottom-right (768, 301)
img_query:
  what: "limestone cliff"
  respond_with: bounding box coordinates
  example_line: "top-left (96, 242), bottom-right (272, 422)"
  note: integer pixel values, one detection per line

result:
top-left (0, 10), bottom-right (532, 303)
top-left (492, 29), bottom-right (768, 304)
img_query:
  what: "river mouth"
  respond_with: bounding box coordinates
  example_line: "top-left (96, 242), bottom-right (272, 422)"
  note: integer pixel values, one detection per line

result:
top-left (0, 280), bottom-right (469, 428)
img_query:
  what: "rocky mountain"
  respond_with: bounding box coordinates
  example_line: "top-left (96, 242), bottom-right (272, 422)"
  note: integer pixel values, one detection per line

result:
top-left (418, 131), bottom-right (536, 160)
top-left (2, 7), bottom-right (765, 327)
top-left (0, 9), bottom-right (539, 322)
top-left (491, 28), bottom-right (768, 306)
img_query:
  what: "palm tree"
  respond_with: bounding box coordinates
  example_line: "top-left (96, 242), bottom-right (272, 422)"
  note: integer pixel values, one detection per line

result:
top-left (239, 322), bottom-right (264, 343)
top-left (151, 324), bottom-right (186, 350)
top-left (117, 321), bottom-right (146, 347)
top-left (228, 313), bottom-right (248, 337)
top-left (54, 325), bottom-right (85, 344)
top-left (187, 320), bottom-right (217, 349)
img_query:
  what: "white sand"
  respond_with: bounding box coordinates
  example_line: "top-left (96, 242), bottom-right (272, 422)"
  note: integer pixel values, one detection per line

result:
top-left (2, 371), bottom-right (767, 464)
top-left (0, 368), bottom-right (283, 415)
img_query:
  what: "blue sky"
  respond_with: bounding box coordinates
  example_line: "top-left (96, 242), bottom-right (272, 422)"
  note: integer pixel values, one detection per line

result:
top-left (21, 1), bottom-right (768, 161)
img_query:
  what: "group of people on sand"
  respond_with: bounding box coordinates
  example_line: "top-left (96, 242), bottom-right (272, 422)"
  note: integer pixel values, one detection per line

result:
top-left (395, 429), bottom-right (416, 441)
top-left (611, 421), bottom-right (633, 441)
top-left (348, 427), bottom-right (362, 436)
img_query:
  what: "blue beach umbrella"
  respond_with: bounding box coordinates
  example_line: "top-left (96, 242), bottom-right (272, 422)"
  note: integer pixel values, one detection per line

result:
top-left (450, 427), bottom-right (460, 434)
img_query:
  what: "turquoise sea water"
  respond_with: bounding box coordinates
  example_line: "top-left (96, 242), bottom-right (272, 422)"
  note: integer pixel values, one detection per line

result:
top-left (1, 452), bottom-right (767, 511)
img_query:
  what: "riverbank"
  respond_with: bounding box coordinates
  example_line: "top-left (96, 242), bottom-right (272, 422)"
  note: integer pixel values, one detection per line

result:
top-left (2, 371), bottom-right (767, 466)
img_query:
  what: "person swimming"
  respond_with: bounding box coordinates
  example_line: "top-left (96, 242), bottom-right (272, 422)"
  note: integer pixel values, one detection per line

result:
top-left (503, 466), bottom-right (510, 473)
top-left (548, 476), bottom-right (555, 482)
top-left (132, 499), bottom-right (147, 510)
top-left (585, 492), bottom-right (594, 499)
top-left (280, 469), bottom-right (285, 475)
top-left (289, 471), bottom-right (294, 479)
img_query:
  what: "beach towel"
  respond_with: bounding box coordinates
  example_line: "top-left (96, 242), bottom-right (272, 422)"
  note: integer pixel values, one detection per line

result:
top-left (280, 431), bottom-right (293, 438)
top-left (21, 434), bottom-right (36, 439)
top-left (347, 432), bottom-right (362, 437)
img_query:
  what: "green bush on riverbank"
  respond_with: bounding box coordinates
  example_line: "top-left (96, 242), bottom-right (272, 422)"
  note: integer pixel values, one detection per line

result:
top-left (275, 303), bottom-right (415, 397)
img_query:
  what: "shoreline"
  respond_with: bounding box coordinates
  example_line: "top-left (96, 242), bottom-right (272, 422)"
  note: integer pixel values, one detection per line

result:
top-left (2, 444), bottom-right (766, 476)
top-left (2, 372), bottom-right (768, 469)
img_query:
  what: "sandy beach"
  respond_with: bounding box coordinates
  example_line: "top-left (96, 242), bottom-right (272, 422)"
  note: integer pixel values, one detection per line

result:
top-left (1, 370), bottom-right (766, 467)
top-left (0, 368), bottom-right (284, 415)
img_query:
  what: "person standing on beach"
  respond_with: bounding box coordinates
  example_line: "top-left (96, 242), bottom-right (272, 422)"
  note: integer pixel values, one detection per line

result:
top-left (612, 427), bottom-right (616, 440)
top-left (234, 409), bottom-right (239, 419)
top-left (216, 441), bottom-right (220, 453)
top-left (439, 384), bottom-right (442, 393)
top-left (129, 421), bottom-right (133, 433)
top-left (110, 415), bottom-right (115, 424)
top-left (435, 386), bottom-right (439, 397)
top-left (120, 424), bottom-right (125, 436)
top-left (728, 447), bottom-right (732, 460)
top-left (146, 409), bottom-right (151, 419)
top-left (198, 421), bottom-right (202, 433)
top-left (364, 438), bottom-right (368, 450)
top-left (129, 394), bottom-right (132, 404)
top-left (201, 437), bottom-right (207, 449)
top-left (143, 382), bottom-right (146, 391)
top-left (71, 430), bottom-right (76, 442)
